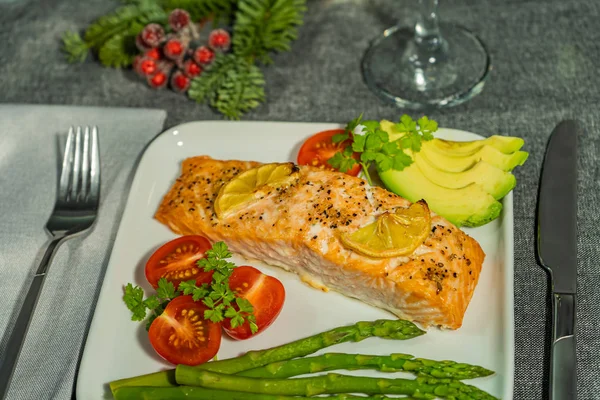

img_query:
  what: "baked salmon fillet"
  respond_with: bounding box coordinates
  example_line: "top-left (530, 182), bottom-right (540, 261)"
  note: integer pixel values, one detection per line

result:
top-left (155, 156), bottom-right (485, 329)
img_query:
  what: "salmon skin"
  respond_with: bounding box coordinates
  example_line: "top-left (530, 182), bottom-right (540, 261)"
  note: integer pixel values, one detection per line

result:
top-left (155, 156), bottom-right (485, 329)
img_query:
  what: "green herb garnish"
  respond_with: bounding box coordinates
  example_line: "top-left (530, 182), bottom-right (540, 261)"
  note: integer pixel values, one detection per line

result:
top-left (328, 114), bottom-right (438, 185)
top-left (123, 278), bottom-right (179, 330)
top-left (122, 241), bottom-right (257, 333)
top-left (180, 242), bottom-right (258, 333)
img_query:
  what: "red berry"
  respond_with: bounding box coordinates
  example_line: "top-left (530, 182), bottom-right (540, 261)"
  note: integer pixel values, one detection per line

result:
top-left (171, 70), bottom-right (191, 93)
top-left (133, 55), bottom-right (142, 71)
top-left (168, 9), bottom-right (190, 32)
top-left (193, 46), bottom-right (215, 65)
top-left (182, 60), bottom-right (202, 78)
top-left (140, 23), bottom-right (165, 48)
top-left (135, 56), bottom-right (158, 76)
top-left (163, 38), bottom-right (185, 60)
top-left (208, 29), bottom-right (231, 51)
top-left (145, 48), bottom-right (162, 60)
top-left (147, 71), bottom-right (168, 89)
top-left (135, 34), bottom-right (152, 51)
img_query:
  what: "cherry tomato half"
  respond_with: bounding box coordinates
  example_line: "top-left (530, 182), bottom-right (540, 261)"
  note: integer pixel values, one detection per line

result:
top-left (297, 129), bottom-right (362, 176)
top-left (148, 295), bottom-right (222, 366)
top-left (145, 235), bottom-right (213, 290)
top-left (222, 266), bottom-right (286, 340)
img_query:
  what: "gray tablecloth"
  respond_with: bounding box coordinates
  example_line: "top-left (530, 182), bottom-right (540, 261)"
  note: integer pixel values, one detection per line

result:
top-left (0, 105), bottom-right (167, 399)
top-left (0, 0), bottom-right (598, 399)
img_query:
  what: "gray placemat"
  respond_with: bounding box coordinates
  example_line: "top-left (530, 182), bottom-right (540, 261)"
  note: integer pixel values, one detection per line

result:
top-left (0, 104), bottom-right (167, 400)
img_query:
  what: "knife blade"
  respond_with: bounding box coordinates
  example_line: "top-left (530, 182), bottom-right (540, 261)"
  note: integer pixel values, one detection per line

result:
top-left (536, 119), bottom-right (578, 400)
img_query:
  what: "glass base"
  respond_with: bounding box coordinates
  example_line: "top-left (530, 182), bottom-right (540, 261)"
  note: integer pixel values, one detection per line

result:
top-left (361, 23), bottom-right (491, 110)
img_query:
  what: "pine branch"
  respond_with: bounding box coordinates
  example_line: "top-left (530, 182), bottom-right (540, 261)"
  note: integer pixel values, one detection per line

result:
top-left (188, 53), bottom-right (265, 119)
top-left (213, 58), bottom-right (265, 119)
top-left (234, 0), bottom-right (306, 64)
top-left (121, 0), bottom-right (162, 4)
top-left (188, 53), bottom-right (237, 103)
top-left (62, 2), bottom-right (166, 66)
top-left (98, 29), bottom-right (139, 68)
top-left (84, 4), bottom-right (165, 48)
top-left (62, 31), bottom-right (89, 63)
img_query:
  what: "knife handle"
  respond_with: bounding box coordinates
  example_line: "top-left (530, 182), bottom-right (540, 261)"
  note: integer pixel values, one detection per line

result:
top-left (550, 293), bottom-right (577, 400)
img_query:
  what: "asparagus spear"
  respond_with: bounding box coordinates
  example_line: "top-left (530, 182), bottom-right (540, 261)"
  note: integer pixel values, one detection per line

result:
top-left (192, 319), bottom-right (425, 374)
top-left (113, 386), bottom-right (421, 400)
top-left (237, 352), bottom-right (494, 380)
top-left (110, 319), bottom-right (424, 392)
top-left (109, 370), bottom-right (177, 393)
top-left (175, 369), bottom-right (498, 399)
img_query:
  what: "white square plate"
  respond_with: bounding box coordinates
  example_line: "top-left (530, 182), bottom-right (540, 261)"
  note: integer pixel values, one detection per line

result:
top-left (76, 121), bottom-right (514, 399)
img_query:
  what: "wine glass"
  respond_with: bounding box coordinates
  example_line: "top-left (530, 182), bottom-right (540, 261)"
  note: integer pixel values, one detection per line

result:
top-left (361, 0), bottom-right (491, 109)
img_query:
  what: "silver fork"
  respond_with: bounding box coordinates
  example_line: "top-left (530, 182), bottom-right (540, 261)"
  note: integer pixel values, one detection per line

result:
top-left (0, 127), bottom-right (100, 399)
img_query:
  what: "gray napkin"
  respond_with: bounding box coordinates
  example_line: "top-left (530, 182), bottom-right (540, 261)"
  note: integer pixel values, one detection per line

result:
top-left (0, 104), bottom-right (167, 400)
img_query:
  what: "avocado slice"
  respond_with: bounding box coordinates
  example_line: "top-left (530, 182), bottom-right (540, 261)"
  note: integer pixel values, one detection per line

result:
top-left (380, 119), bottom-right (405, 142)
top-left (414, 151), bottom-right (516, 200)
top-left (379, 120), bottom-right (525, 154)
top-left (379, 163), bottom-right (503, 227)
top-left (431, 135), bottom-right (524, 154)
top-left (420, 142), bottom-right (528, 172)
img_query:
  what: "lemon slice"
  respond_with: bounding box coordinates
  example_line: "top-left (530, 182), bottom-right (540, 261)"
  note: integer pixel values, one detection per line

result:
top-left (215, 163), bottom-right (299, 218)
top-left (341, 201), bottom-right (431, 258)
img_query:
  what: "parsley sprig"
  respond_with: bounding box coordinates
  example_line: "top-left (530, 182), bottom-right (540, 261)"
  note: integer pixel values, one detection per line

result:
top-left (123, 278), bottom-right (179, 330)
top-left (179, 242), bottom-right (258, 333)
top-left (122, 241), bottom-right (258, 334)
top-left (328, 114), bottom-right (438, 185)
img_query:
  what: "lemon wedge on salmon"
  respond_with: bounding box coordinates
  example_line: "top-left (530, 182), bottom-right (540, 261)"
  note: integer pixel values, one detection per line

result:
top-left (341, 201), bottom-right (431, 258)
top-left (215, 163), bottom-right (299, 218)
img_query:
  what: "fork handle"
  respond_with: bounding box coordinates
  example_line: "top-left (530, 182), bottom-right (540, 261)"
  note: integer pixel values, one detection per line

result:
top-left (0, 237), bottom-right (64, 399)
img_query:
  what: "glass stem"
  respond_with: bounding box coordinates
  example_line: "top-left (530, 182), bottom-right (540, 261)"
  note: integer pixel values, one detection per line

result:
top-left (415, 0), bottom-right (442, 45)
top-left (412, 0), bottom-right (448, 66)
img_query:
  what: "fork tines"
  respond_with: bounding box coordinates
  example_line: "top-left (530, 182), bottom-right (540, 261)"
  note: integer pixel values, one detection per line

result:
top-left (59, 126), bottom-right (100, 203)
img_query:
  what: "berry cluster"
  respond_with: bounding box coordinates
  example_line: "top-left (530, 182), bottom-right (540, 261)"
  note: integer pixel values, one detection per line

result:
top-left (132, 9), bottom-right (231, 91)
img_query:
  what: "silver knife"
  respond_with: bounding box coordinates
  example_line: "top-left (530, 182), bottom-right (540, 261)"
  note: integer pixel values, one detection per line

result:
top-left (536, 120), bottom-right (578, 400)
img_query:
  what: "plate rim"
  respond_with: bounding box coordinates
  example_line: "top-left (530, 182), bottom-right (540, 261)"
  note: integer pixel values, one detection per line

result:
top-left (77, 120), bottom-right (516, 400)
